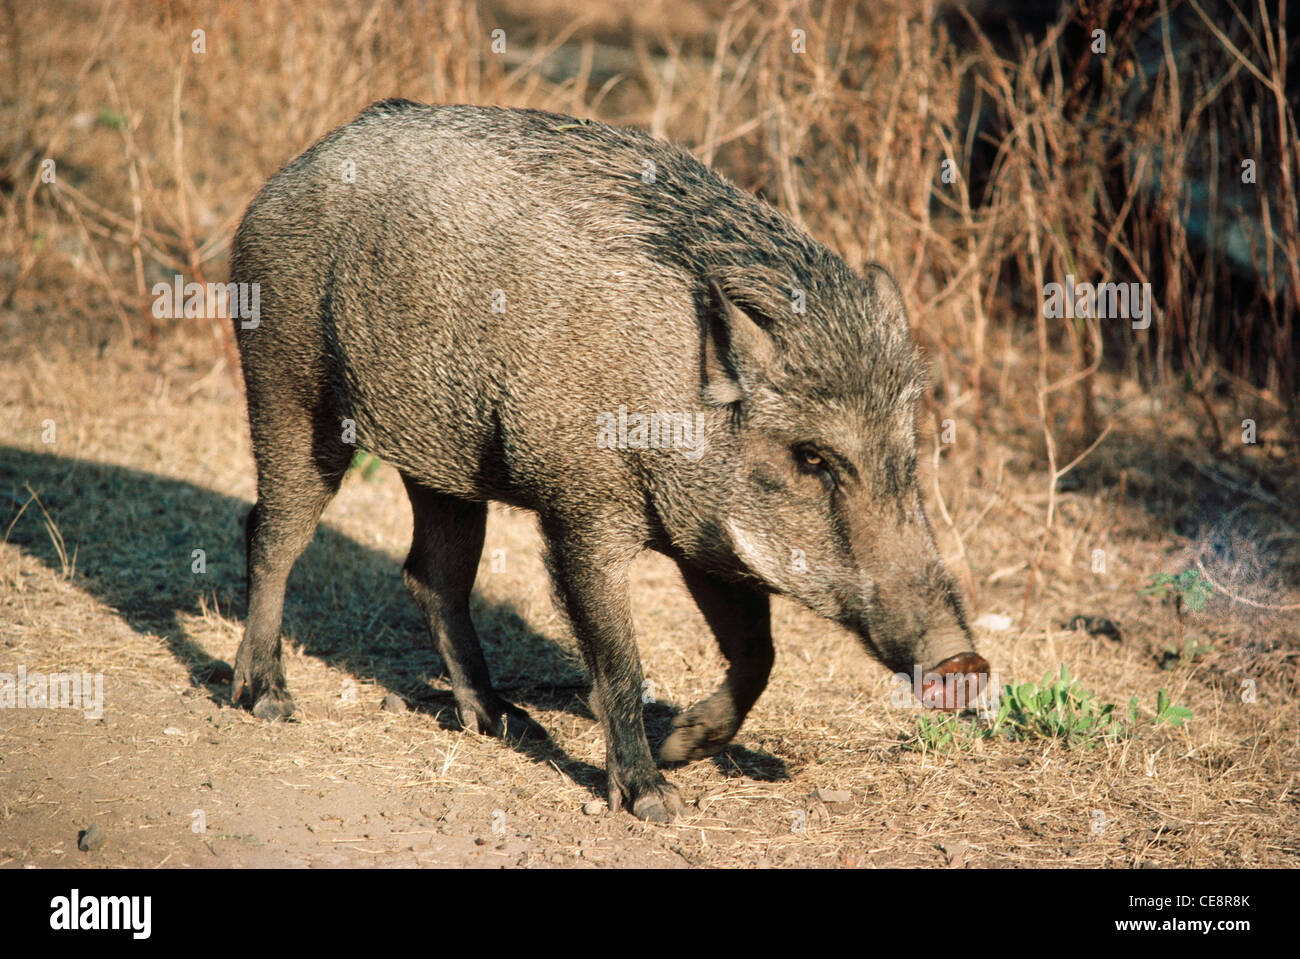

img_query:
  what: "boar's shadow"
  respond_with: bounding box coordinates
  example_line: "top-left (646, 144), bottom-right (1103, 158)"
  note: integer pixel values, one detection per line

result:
top-left (0, 447), bottom-right (788, 790)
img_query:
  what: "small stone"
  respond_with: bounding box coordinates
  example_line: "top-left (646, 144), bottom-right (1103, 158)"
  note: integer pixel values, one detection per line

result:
top-left (582, 801), bottom-right (604, 816)
top-left (939, 840), bottom-right (970, 867)
top-left (78, 824), bottom-right (105, 852)
top-left (1060, 615), bottom-right (1123, 642)
top-left (380, 693), bottom-right (407, 713)
top-left (813, 788), bottom-right (853, 804)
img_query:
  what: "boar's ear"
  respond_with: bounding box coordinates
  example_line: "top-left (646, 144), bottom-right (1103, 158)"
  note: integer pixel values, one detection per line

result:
top-left (702, 278), bottom-right (776, 406)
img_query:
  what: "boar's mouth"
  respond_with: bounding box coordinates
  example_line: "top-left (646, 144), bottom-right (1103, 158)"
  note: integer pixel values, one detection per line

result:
top-left (919, 652), bottom-right (991, 711)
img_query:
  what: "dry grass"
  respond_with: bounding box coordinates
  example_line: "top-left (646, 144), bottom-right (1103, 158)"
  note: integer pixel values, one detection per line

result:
top-left (0, 0), bottom-right (1297, 867)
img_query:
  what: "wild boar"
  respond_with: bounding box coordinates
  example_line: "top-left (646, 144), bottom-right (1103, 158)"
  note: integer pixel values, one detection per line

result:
top-left (230, 100), bottom-right (989, 821)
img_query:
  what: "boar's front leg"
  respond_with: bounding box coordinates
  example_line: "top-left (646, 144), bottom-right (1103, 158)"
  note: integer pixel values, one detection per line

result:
top-left (544, 522), bottom-right (686, 822)
top-left (659, 563), bottom-right (773, 762)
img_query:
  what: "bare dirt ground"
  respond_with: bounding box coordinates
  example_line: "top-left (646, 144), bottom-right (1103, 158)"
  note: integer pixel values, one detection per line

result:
top-left (2, 320), bottom-right (1297, 869)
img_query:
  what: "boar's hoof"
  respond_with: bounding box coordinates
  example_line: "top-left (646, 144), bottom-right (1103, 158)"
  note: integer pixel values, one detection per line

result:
top-left (251, 689), bottom-right (296, 722)
top-left (658, 694), bottom-right (738, 763)
top-left (231, 652), bottom-right (294, 721)
top-left (496, 706), bottom-right (548, 743)
top-left (625, 782), bottom-right (686, 823)
top-left (459, 699), bottom-right (547, 742)
top-left (232, 665), bottom-right (295, 721)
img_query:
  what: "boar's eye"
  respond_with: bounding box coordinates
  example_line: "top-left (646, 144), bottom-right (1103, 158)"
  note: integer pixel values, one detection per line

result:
top-left (794, 444), bottom-right (834, 484)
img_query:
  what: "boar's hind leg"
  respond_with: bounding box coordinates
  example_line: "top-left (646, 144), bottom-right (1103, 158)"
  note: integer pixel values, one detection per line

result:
top-left (544, 522), bottom-right (686, 822)
top-left (659, 563), bottom-right (773, 763)
top-left (402, 477), bottom-right (544, 742)
top-left (233, 416), bottom-right (349, 721)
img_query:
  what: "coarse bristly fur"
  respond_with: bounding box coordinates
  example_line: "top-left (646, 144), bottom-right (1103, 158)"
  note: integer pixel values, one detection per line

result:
top-left (228, 99), bottom-right (988, 822)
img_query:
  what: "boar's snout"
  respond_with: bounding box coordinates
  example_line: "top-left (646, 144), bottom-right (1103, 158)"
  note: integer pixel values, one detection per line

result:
top-left (857, 595), bottom-right (987, 706)
top-left (852, 572), bottom-right (990, 711)
top-left (920, 651), bottom-right (991, 711)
